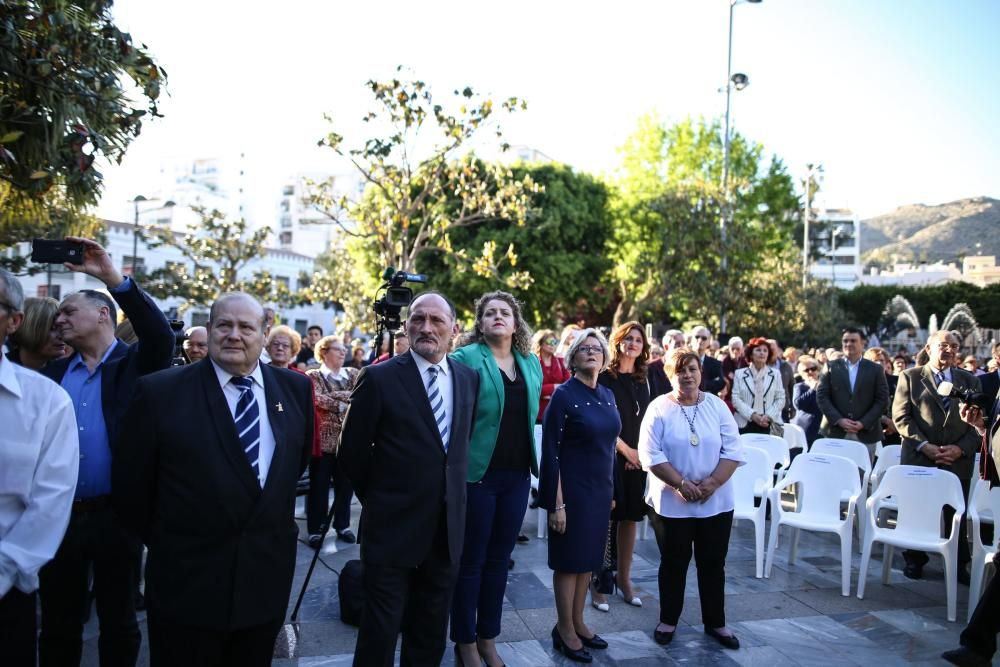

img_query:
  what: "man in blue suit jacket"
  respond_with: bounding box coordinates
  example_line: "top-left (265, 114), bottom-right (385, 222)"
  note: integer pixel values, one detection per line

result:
top-left (39, 237), bottom-right (175, 666)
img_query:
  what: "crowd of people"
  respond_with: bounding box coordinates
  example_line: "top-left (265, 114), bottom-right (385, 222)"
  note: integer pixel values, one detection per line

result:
top-left (1, 237), bottom-right (1000, 667)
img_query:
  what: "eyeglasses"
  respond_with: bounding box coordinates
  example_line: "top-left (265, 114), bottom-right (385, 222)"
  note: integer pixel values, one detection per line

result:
top-left (695, 335), bottom-right (709, 341)
top-left (545, 338), bottom-right (558, 346)
top-left (269, 341), bottom-right (292, 349)
top-left (804, 366), bottom-right (820, 373)
top-left (932, 342), bottom-right (959, 350)
top-left (576, 345), bottom-right (603, 354)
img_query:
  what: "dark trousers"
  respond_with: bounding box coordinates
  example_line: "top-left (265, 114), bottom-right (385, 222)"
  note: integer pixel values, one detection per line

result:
top-left (961, 566), bottom-right (1000, 659)
top-left (354, 512), bottom-right (458, 667)
top-left (903, 476), bottom-right (971, 568)
top-left (38, 505), bottom-right (141, 667)
top-left (647, 509), bottom-right (733, 628)
top-left (450, 469), bottom-right (530, 643)
top-left (0, 588), bottom-right (37, 667)
top-left (306, 452), bottom-right (354, 534)
top-left (146, 611), bottom-right (282, 667)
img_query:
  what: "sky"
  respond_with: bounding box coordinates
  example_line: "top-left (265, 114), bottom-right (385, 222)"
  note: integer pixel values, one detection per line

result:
top-left (97, 0), bottom-right (1000, 225)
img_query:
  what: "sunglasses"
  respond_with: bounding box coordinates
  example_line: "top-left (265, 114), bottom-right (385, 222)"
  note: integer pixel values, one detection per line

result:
top-left (804, 366), bottom-right (820, 372)
top-left (545, 338), bottom-right (558, 346)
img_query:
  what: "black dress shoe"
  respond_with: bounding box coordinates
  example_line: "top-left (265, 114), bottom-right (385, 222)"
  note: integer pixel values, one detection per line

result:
top-left (903, 562), bottom-right (923, 580)
top-left (307, 534), bottom-right (323, 549)
top-left (336, 529), bottom-right (356, 544)
top-left (942, 646), bottom-right (991, 667)
top-left (705, 627), bottom-right (740, 650)
top-left (551, 627), bottom-right (593, 663)
top-left (577, 632), bottom-right (608, 649)
top-left (653, 628), bottom-right (675, 645)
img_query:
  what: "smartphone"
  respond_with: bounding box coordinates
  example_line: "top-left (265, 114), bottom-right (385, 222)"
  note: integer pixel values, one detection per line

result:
top-left (31, 239), bottom-right (85, 264)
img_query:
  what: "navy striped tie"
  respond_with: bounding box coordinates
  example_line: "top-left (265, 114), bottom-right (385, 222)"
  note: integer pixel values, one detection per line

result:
top-left (426, 366), bottom-right (449, 451)
top-left (936, 372), bottom-right (951, 411)
top-left (231, 376), bottom-right (261, 483)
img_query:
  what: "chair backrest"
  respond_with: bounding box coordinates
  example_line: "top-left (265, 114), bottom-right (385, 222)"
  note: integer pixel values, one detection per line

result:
top-left (732, 446), bottom-right (773, 509)
top-left (874, 465), bottom-right (966, 537)
top-left (781, 452), bottom-right (861, 518)
top-left (782, 422), bottom-right (808, 452)
top-left (533, 424), bottom-right (543, 473)
top-left (870, 444), bottom-right (901, 491)
top-left (812, 438), bottom-right (873, 474)
top-left (969, 481), bottom-right (1000, 551)
top-left (738, 433), bottom-right (790, 470)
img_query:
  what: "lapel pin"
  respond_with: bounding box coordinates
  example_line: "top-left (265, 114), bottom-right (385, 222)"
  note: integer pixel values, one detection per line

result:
top-left (276, 402), bottom-right (284, 412)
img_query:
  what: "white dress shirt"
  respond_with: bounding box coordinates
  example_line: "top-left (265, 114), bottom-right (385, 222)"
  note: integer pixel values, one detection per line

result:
top-left (211, 360), bottom-right (276, 486)
top-left (411, 350), bottom-right (454, 451)
top-left (638, 392), bottom-right (744, 518)
top-left (0, 356), bottom-right (80, 595)
top-left (846, 357), bottom-right (862, 392)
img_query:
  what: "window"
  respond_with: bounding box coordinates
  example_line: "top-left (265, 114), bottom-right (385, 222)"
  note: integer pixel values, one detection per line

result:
top-left (294, 319), bottom-right (308, 336)
top-left (165, 261), bottom-right (186, 274)
top-left (36, 284), bottom-right (61, 299)
top-left (279, 231), bottom-right (292, 246)
top-left (275, 275), bottom-right (291, 289)
top-left (282, 185), bottom-right (294, 196)
top-left (280, 216), bottom-right (292, 228)
top-left (122, 256), bottom-right (145, 275)
top-left (191, 312), bottom-right (209, 327)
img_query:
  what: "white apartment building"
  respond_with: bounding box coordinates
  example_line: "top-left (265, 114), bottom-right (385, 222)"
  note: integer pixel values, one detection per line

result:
top-left (8, 220), bottom-right (341, 337)
top-left (808, 208), bottom-right (861, 289)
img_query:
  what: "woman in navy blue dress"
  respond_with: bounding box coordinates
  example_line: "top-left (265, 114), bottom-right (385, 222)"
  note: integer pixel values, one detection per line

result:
top-left (540, 329), bottom-right (621, 663)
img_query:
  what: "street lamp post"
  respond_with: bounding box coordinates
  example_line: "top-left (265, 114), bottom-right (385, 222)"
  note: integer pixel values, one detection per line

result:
top-left (719, 0), bottom-right (761, 335)
top-left (801, 163), bottom-right (822, 289)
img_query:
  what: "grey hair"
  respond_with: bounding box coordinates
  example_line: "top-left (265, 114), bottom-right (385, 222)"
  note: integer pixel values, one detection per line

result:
top-left (0, 268), bottom-right (25, 312)
top-left (728, 336), bottom-right (744, 347)
top-left (661, 328), bottom-right (682, 346)
top-left (565, 327), bottom-right (611, 374)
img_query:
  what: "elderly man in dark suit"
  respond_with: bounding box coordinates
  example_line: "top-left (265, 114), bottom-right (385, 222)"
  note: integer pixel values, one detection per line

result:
top-left (689, 325), bottom-right (725, 396)
top-left (816, 327), bottom-right (890, 462)
top-left (339, 291), bottom-right (479, 667)
top-left (113, 292), bottom-right (313, 666)
top-left (39, 237), bottom-right (175, 667)
top-left (893, 330), bottom-right (981, 582)
top-left (942, 397), bottom-right (1000, 666)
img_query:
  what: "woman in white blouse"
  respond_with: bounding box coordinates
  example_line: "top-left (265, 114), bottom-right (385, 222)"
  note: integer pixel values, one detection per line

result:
top-left (731, 336), bottom-right (785, 435)
top-left (638, 348), bottom-right (744, 650)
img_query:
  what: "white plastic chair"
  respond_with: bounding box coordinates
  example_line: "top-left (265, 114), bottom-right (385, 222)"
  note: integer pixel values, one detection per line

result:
top-left (968, 482), bottom-right (1000, 620)
top-left (738, 433), bottom-right (791, 482)
top-left (869, 444), bottom-right (901, 496)
top-left (765, 453), bottom-right (861, 596)
top-left (811, 438), bottom-right (873, 549)
top-left (732, 446), bottom-right (774, 578)
top-left (857, 465), bottom-right (966, 622)
top-left (782, 422), bottom-right (808, 454)
top-left (531, 425), bottom-right (547, 538)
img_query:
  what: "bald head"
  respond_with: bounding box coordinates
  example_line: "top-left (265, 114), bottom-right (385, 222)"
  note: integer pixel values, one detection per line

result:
top-left (183, 325), bottom-right (208, 362)
top-left (406, 291), bottom-right (458, 364)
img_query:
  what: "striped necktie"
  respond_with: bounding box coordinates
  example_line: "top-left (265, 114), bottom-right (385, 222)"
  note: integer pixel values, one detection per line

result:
top-left (231, 376), bottom-right (261, 483)
top-left (426, 365), bottom-right (449, 451)
top-left (935, 372), bottom-right (951, 411)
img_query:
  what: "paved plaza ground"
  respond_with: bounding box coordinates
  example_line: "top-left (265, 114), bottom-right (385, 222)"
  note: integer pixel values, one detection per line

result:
top-left (81, 496), bottom-right (995, 666)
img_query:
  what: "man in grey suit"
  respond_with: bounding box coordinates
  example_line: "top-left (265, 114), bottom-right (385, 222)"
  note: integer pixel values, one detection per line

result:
top-left (816, 327), bottom-right (890, 462)
top-left (892, 330), bottom-right (981, 582)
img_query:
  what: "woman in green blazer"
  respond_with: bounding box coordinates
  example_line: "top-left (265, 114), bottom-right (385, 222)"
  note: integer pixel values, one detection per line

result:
top-left (449, 290), bottom-right (541, 667)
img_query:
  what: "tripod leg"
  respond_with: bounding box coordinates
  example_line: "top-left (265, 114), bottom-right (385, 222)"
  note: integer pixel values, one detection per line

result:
top-left (290, 491), bottom-right (340, 622)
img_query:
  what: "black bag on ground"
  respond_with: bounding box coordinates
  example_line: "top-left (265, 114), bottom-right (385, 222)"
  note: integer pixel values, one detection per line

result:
top-left (338, 559), bottom-right (365, 626)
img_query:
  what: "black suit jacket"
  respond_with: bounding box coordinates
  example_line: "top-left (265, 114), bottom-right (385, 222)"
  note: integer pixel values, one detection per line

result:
top-left (981, 370), bottom-right (1000, 403)
top-left (112, 360), bottom-right (313, 629)
top-left (700, 356), bottom-right (725, 395)
top-left (42, 279), bottom-right (175, 447)
top-left (338, 351), bottom-right (478, 567)
top-left (815, 357), bottom-right (890, 444)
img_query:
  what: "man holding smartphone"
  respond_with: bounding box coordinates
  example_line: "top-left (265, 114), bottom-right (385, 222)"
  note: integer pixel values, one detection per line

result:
top-left (37, 237), bottom-right (175, 667)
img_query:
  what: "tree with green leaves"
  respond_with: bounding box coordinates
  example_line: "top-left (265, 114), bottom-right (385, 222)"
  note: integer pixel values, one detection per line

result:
top-left (297, 242), bottom-right (372, 334)
top-left (141, 208), bottom-right (291, 311)
top-left (0, 0), bottom-right (165, 266)
top-left (607, 114), bottom-right (801, 333)
top-left (415, 161), bottom-right (613, 324)
top-left (306, 70), bottom-right (540, 299)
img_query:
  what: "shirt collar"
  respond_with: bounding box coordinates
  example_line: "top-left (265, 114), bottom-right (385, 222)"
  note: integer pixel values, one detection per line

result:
top-left (0, 355), bottom-right (21, 398)
top-left (411, 350), bottom-right (450, 377)
top-left (68, 339), bottom-right (120, 373)
top-left (211, 358), bottom-right (264, 390)
top-left (846, 357), bottom-right (862, 368)
top-left (321, 364), bottom-right (347, 380)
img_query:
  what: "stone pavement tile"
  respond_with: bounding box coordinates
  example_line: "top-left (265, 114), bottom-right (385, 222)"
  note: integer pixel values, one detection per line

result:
top-left (505, 571), bottom-right (557, 609)
top-left (871, 608), bottom-right (948, 633)
top-left (735, 618), bottom-right (861, 667)
top-left (298, 655), bottom-right (356, 666)
top-left (603, 629), bottom-right (671, 661)
top-left (282, 621), bottom-right (358, 658)
top-left (726, 645), bottom-right (798, 667)
top-left (495, 608), bottom-right (536, 642)
top-left (290, 579), bottom-right (341, 622)
top-left (783, 614), bottom-right (915, 666)
top-left (680, 591), bottom-right (818, 625)
top-left (515, 599), bottom-right (664, 639)
top-left (495, 638), bottom-right (557, 667)
top-left (783, 583), bottom-right (938, 614)
top-left (659, 643), bottom-right (742, 666)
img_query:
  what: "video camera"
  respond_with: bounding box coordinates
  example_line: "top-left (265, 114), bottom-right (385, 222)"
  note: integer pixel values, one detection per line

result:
top-left (372, 268), bottom-right (427, 359)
